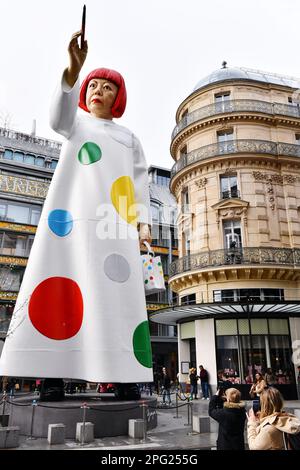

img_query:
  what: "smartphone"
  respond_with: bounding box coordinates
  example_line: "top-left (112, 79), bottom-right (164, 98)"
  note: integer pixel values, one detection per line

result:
top-left (80, 4), bottom-right (86, 49)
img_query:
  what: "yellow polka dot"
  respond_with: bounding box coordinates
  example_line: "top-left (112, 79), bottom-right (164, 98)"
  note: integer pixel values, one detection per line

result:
top-left (111, 176), bottom-right (137, 225)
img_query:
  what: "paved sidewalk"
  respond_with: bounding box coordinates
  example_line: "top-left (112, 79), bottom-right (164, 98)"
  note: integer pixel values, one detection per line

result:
top-left (10, 393), bottom-right (300, 451)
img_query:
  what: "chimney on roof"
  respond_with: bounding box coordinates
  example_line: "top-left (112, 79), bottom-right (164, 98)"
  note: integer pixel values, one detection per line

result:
top-left (31, 119), bottom-right (36, 137)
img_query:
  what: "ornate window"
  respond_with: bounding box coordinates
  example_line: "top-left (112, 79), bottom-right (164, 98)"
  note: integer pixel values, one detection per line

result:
top-left (220, 174), bottom-right (239, 199)
top-left (215, 92), bottom-right (230, 113)
top-left (223, 219), bottom-right (242, 249)
top-left (217, 129), bottom-right (233, 142)
top-left (181, 187), bottom-right (189, 213)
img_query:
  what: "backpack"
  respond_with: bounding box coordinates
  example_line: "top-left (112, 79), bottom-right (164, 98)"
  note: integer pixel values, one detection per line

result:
top-left (283, 431), bottom-right (300, 450)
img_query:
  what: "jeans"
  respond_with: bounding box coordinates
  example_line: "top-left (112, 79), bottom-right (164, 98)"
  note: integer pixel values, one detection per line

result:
top-left (201, 382), bottom-right (209, 399)
top-left (162, 388), bottom-right (171, 403)
top-left (191, 384), bottom-right (198, 398)
top-left (252, 398), bottom-right (260, 414)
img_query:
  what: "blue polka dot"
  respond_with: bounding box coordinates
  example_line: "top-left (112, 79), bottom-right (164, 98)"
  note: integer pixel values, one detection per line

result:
top-left (48, 209), bottom-right (73, 237)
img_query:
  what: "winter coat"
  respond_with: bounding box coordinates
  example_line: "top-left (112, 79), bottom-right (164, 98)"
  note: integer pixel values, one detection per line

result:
top-left (250, 379), bottom-right (267, 398)
top-left (189, 372), bottom-right (199, 386)
top-left (209, 395), bottom-right (247, 450)
top-left (161, 374), bottom-right (171, 389)
top-left (199, 369), bottom-right (208, 383)
top-left (247, 412), bottom-right (300, 450)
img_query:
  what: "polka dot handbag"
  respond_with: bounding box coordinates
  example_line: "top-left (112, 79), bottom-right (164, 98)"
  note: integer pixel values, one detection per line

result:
top-left (141, 241), bottom-right (166, 296)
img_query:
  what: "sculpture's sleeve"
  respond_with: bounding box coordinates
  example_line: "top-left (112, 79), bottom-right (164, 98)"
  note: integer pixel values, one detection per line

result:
top-left (49, 71), bottom-right (80, 139)
top-left (132, 135), bottom-right (152, 226)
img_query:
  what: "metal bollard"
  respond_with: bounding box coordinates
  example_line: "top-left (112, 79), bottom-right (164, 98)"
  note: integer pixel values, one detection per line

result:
top-left (173, 387), bottom-right (182, 419)
top-left (80, 402), bottom-right (89, 445)
top-left (28, 399), bottom-right (37, 439)
top-left (190, 400), bottom-right (194, 425)
top-left (184, 398), bottom-right (192, 426)
top-left (140, 402), bottom-right (148, 442)
top-left (2, 391), bottom-right (7, 417)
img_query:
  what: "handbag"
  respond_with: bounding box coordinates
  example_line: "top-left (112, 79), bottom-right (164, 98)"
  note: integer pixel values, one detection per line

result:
top-left (141, 241), bottom-right (166, 296)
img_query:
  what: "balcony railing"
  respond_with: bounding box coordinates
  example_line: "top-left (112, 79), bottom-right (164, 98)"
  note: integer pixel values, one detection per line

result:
top-left (171, 139), bottom-right (300, 178)
top-left (169, 247), bottom-right (300, 277)
top-left (221, 189), bottom-right (240, 199)
top-left (172, 100), bottom-right (300, 140)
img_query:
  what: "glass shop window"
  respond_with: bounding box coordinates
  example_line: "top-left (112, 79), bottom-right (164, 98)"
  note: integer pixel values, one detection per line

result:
top-left (216, 335), bottom-right (240, 383)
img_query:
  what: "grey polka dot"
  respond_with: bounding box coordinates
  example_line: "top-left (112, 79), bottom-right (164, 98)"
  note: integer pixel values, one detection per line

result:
top-left (104, 254), bottom-right (130, 283)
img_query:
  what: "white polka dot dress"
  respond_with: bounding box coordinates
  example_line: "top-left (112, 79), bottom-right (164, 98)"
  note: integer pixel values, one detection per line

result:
top-left (0, 75), bottom-right (153, 383)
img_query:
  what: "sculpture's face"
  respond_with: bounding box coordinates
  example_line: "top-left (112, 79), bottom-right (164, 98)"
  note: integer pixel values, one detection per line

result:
top-left (86, 78), bottom-right (118, 119)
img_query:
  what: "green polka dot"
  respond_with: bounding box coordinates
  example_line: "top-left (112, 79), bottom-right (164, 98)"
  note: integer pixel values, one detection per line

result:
top-left (78, 142), bottom-right (102, 165)
top-left (133, 321), bottom-right (152, 368)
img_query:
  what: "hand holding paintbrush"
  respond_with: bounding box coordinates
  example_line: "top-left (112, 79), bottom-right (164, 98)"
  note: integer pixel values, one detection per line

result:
top-left (65, 5), bottom-right (88, 88)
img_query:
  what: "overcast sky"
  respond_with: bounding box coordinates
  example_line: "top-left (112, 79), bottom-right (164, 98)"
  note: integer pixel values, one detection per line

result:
top-left (0, 0), bottom-right (300, 169)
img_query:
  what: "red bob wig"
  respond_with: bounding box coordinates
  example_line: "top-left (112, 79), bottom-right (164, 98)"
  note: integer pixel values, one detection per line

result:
top-left (79, 68), bottom-right (127, 118)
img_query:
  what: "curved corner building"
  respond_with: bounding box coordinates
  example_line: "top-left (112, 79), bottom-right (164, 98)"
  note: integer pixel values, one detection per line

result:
top-left (151, 65), bottom-right (300, 399)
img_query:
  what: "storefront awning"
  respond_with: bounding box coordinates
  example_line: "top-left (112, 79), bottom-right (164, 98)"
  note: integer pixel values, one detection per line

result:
top-left (149, 301), bottom-right (300, 326)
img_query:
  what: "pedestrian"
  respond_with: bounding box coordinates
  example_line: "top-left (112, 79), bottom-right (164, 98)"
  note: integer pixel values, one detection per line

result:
top-left (161, 367), bottom-right (171, 405)
top-left (249, 372), bottom-right (267, 414)
top-left (199, 365), bottom-right (209, 399)
top-left (264, 368), bottom-right (276, 386)
top-left (209, 387), bottom-right (246, 450)
top-left (0, 27), bottom-right (153, 389)
top-left (217, 370), bottom-right (234, 397)
top-left (247, 387), bottom-right (300, 450)
top-left (1, 376), bottom-right (8, 393)
top-left (153, 370), bottom-right (160, 395)
top-left (189, 368), bottom-right (199, 399)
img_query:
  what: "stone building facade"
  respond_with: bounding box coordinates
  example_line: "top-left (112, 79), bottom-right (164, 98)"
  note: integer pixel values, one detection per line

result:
top-left (151, 66), bottom-right (300, 398)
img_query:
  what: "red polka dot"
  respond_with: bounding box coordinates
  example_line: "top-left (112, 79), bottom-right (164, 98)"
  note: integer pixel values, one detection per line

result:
top-left (29, 277), bottom-right (83, 340)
